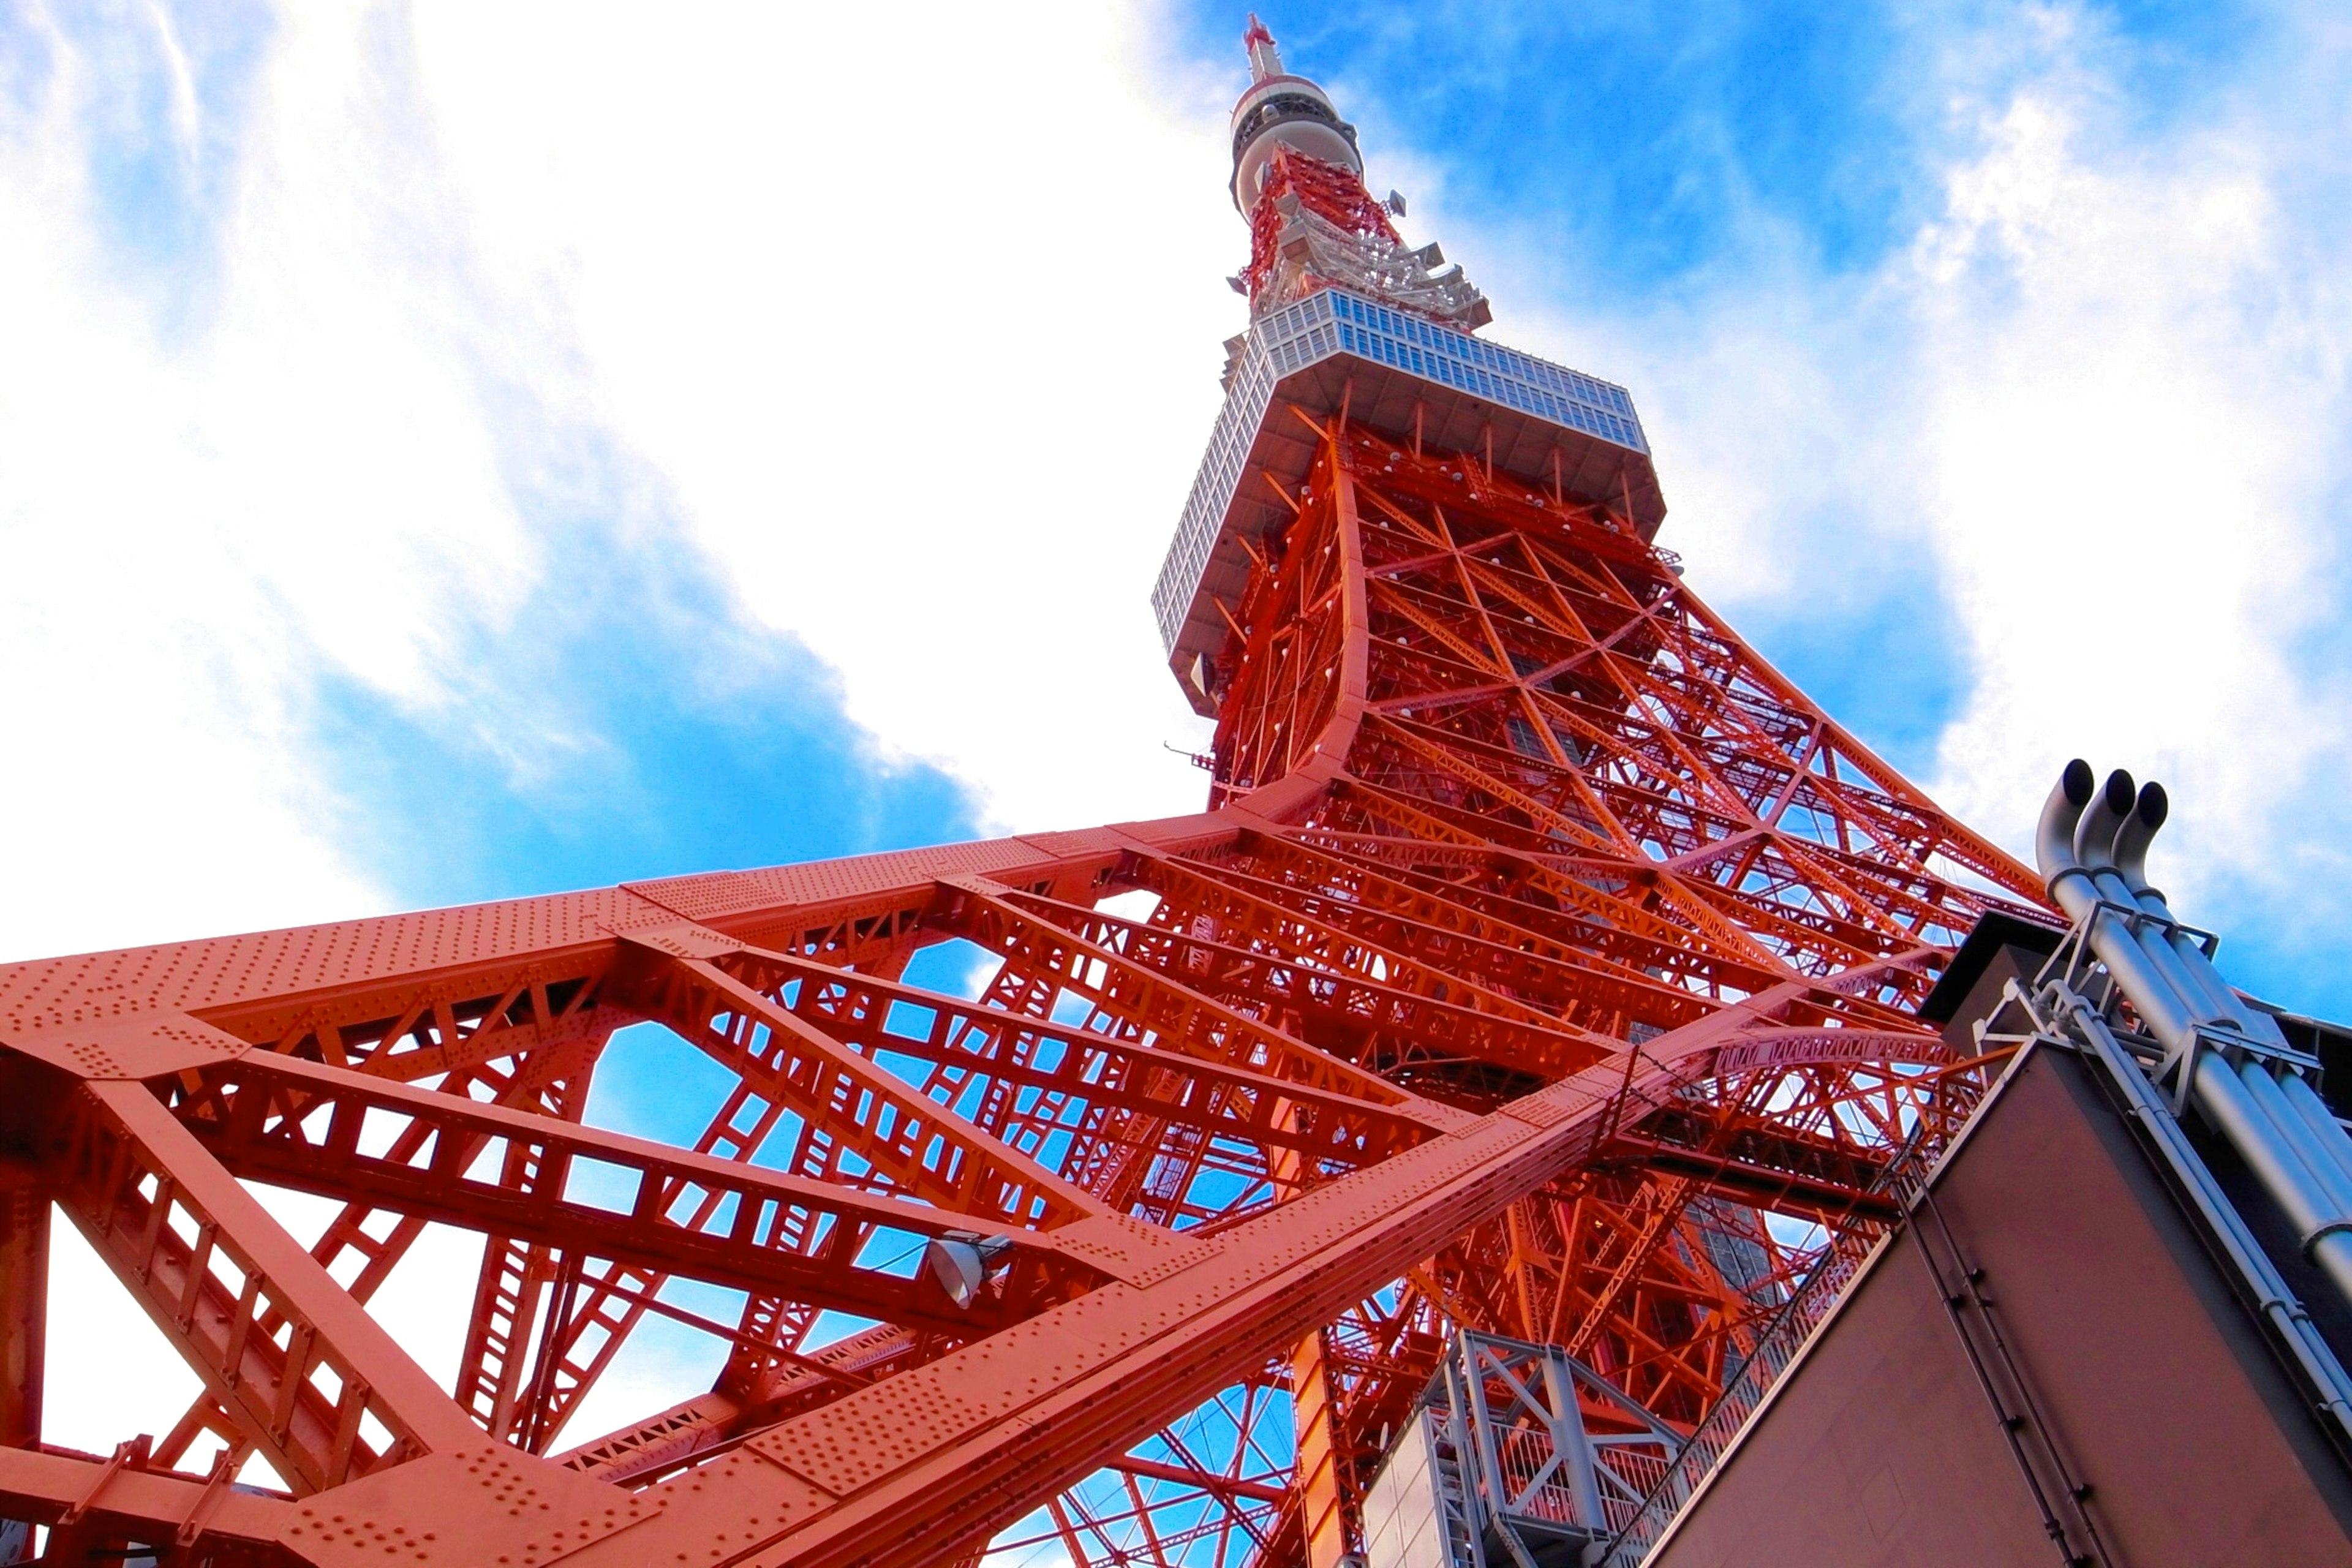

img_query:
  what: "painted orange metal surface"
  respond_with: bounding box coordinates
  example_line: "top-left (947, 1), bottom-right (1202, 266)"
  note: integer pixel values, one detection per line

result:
top-left (0, 26), bottom-right (2057, 1562)
top-left (0, 405), bottom-right (2046, 1565)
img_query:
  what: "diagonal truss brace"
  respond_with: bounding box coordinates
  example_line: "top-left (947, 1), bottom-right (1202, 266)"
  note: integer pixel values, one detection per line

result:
top-left (53, 1074), bottom-right (483, 1493)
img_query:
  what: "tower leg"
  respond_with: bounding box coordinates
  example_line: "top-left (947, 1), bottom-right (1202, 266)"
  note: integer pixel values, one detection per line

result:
top-left (0, 1181), bottom-right (43, 1448)
top-left (0, 1188), bottom-right (43, 1568)
top-left (1292, 1328), bottom-right (1351, 1568)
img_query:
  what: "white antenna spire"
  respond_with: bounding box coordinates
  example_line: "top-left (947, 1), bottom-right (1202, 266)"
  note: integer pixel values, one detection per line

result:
top-left (1243, 13), bottom-right (1285, 83)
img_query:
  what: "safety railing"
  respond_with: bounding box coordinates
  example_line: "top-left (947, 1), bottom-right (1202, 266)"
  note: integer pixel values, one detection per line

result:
top-left (1598, 1137), bottom-right (1936, 1567)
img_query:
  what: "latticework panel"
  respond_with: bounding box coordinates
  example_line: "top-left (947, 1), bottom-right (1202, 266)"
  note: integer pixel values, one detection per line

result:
top-left (0, 411), bottom-right (2041, 1567)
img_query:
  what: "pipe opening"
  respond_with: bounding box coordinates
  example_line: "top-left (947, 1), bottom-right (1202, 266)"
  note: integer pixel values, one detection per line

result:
top-left (2037, 764), bottom-right (2097, 887)
top-left (2076, 769), bottom-right (2136, 872)
top-left (2103, 767), bottom-right (2136, 816)
top-left (2113, 779), bottom-right (2167, 895)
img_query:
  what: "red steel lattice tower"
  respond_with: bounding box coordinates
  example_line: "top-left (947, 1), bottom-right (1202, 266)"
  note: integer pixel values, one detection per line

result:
top-left (0, 19), bottom-right (2051, 1568)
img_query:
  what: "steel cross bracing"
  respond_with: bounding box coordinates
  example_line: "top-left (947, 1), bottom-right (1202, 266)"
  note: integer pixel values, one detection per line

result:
top-left (0, 409), bottom-right (2045, 1567)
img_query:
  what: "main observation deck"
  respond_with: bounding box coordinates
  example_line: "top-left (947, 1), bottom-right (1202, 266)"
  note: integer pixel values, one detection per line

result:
top-left (1153, 286), bottom-right (1667, 714)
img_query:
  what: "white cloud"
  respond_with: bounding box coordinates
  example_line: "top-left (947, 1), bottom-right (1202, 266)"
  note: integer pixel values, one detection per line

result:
top-left (37, 1189), bottom-right (485, 1476)
top-left (1907, 74), bottom-right (2349, 910)
top-left (397, 0), bottom-right (1233, 834)
top-left (39, 1216), bottom-right (203, 1460)
top-left (4, 0), bottom-right (1250, 1469)
top-left (26, 0), bottom-right (2352, 1516)
top-left (1447, 4), bottom-right (2352, 973)
top-left (0, 2), bottom-right (529, 960)
top-left (1, 1), bottom-right (1244, 976)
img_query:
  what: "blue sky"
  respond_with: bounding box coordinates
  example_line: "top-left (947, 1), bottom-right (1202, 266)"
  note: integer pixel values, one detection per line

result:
top-left (1189, 1), bottom-right (1939, 282)
top-left (4, 0), bottom-right (2349, 1084)
top-left (303, 418), bottom-right (980, 906)
top-left (6, 0), bottom-right (2340, 958)
top-left (12, 0), bottom-right (2352, 1475)
top-left (4, 0), bottom-right (987, 914)
top-left (1206, 1), bottom-right (2273, 284)
top-left (1182, 1), bottom-right (2352, 1018)
top-left (1157, 0), bottom-right (2315, 794)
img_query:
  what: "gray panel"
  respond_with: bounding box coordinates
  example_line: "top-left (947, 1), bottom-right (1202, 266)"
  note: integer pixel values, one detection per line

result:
top-left (1151, 287), bottom-right (1660, 692)
top-left (1362, 1410), bottom-right (1459, 1568)
top-left (1638, 1046), bottom-right (2352, 1568)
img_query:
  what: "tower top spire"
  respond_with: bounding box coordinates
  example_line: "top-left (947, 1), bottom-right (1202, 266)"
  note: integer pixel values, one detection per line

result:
top-left (1243, 13), bottom-right (1285, 82)
top-left (1222, 16), bottom-right (1490, 334)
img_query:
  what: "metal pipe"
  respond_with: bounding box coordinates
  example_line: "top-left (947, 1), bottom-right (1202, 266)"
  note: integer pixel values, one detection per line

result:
top-left (2111, 780), bottom-right (2285, 1045)
top-left (2038, 761), bottom-right (2352, 1310)
top-left (2106, 779), bottom-right (2162, 899)
top-left (2235, 1057), bottom-right (2352, 1218)
top-left (2275, 1067), bottom-right (2352, 1209)
top-left (1538, 1349), bottom-right (1607, 1536)
top-left (2195, 1051), bottom-right (2352, 1303)
top-left (2075, 769), bottom-right (2230, 1032)
top-left (2068, 766), bottom-right (2133, 874)
top-left (2033, 763), bottom-right (2203, 1052)
top-left (2280, 1066), bottom-right (2351, 1147)
top-left (2031, 758), bottom-right (2098, 888)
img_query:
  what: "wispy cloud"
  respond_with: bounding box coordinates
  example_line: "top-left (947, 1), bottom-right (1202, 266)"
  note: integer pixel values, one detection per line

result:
top-left (1894, 5), bottom-right (2352, 1003)
top-left (0, 2), bottom-right (1054, 962)
top-left (1344, 1), bottom-right (2352, 1009)
top-left (391, 1), bottom-right (1235, 834)
top-left (4, 1), bottom-right (1266, 1463)
top-left (18, 0), bottom-right (2352, 1497)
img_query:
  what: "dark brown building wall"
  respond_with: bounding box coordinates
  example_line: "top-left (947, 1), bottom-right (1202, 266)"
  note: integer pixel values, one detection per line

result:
top-left (1646, 1042), bottom-right (2352, 1568)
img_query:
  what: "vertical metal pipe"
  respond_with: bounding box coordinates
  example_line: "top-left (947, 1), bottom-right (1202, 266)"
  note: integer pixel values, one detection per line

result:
top-left (1441, 1362), bottom-right (1494, 1568)
top-left (2235, 1059), bottom-right (2352, 1216)
top-left (1459, 1344), bottom-right (1509, 1536)
top-left (2034, 764), bottom-right (2204, 1052)
top-left (2276, 1069), bottom-right (2352, 1200)
top-left (2110, 780), bottom-right (2289, 1047)
top-left (1539, 1349), bottom-right (1607, 1536)
top-left (2075, 770), bottom-right (2230, 1031)
top-left (2192, 1053), bottom-right (2352, 1303)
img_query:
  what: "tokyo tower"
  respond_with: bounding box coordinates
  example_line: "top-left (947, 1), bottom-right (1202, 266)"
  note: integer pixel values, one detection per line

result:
top-left (3, 15), bottom-right (2153, 1567)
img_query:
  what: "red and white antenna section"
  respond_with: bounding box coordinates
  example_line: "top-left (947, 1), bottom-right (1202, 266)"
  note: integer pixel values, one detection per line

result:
top-left (1226, 15), bottom-right (1490, 332)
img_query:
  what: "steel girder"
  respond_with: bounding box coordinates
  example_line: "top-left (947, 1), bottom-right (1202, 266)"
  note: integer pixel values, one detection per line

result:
top-left (0, 419), bottom-right (2041, 1567)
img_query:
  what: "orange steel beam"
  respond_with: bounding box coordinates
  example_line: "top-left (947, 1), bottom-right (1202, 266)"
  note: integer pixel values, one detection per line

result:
top-left (0, 1179), bottom-right (42, 1452)
top-left (0, 415), bottom-right (2048, 1566)
top-left (48, 1072), bottom-right (488, 1490)
top-left (588, 988), bottom-right (1856, 1564)
top-left (1290, 1329), bottom-right (1349, 1568)
top-left (157, 1052), bottom-right (1119, 1328)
